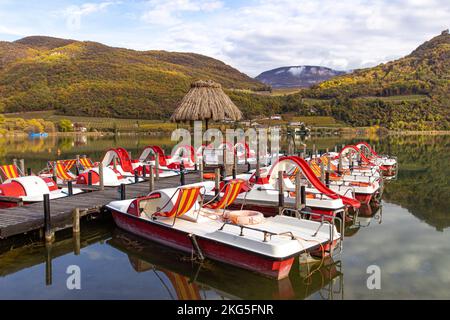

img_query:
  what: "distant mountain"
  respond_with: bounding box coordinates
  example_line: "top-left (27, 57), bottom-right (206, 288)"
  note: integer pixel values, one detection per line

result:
top-left (0, 36), bottom-right (263, 119)
top-left (255, 66), bottom-right (346, 88)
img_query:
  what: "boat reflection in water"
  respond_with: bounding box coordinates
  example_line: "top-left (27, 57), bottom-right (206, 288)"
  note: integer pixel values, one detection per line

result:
top-left (344, 203), bottom-right (383, 237)
top-left (108, 229), bottom-right (344, 300)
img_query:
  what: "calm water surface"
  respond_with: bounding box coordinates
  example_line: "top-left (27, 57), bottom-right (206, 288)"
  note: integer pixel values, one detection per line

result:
top-left (0, 134), bottom-right (449, 299)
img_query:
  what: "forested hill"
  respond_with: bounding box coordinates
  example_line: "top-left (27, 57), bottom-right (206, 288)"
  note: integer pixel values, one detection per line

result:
top-left (0, 36), bottom-right (263, 119)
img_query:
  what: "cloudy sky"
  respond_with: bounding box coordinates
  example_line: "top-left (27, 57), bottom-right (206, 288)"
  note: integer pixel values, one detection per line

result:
top-left (0, 0), bottom-right (449, 76)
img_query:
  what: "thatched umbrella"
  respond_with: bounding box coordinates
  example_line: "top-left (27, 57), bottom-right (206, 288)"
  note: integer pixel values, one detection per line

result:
top-left (171, 80), bottom-right (242, 130)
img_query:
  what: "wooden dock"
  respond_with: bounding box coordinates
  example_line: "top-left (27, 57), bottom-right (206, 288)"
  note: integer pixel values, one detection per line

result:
top-left (0, 165), bottom-right (251, 240)
top-left (0, 171), bottom-right (222, 239)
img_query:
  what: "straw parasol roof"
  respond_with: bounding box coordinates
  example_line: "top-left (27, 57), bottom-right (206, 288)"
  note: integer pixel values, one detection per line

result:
top-left (171, 80), bottom-right (243, 124)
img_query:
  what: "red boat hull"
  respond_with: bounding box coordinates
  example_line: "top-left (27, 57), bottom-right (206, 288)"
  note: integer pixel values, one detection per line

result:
top-left (354, 193), bottom-right (373, 205)
top-left (111, 210), bottom-right (296, 280)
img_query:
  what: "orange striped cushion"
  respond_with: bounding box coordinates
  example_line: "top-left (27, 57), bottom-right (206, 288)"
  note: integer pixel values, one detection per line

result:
top-left (0, 165), bottom-right (20, 179)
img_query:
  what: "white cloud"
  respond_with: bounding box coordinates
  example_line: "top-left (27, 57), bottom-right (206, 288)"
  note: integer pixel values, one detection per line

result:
top-left (63, 1), bottom-right (120, 30)
top-left (141, 0), bottom-right (223, 26)
top-left (136, 0), bottom-right (450, 75)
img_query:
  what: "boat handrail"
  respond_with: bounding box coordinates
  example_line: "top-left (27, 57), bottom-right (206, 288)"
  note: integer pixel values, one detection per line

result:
top-left (282, 208), bottom-right (344, 256)
top-left (218, 221), bottom-right (296, 243)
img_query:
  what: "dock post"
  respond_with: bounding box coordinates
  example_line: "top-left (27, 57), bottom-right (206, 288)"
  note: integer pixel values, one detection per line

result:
top-left (256, 134), bottom-right (260, 180)
top-left (75, 155), bottom-right (80, 176)
top-left (13, 158), bottom-right (17, 169)
top-left (294, 170), bottom-right (302, 212)
top-left (27, 168), bottom-right (32, 176)
top-left (68, 180), bottom-right (73, 196)
top-left (88, 171), bottom-right (93, 186)
top-left (43, 194), bottom-right (54, 244)
top-left (180, 161), bottom-right (185, 186)
top-left (214, 168), bottom-right (221, 197)
top-left (300, 185), bottom-right (306, 209)
top-left (327, 155), bottom-right (331, 173)
top-left (149, 165), bottom-right (154, 192)
top-left (73, 232), bottom-right (81, 256)
top-left (325, 172), bottom-right (330, 188)
top-left (155, 153), bottom-right (160, 180)
top-left (320, 162), bottom-right (325, 182)
top-left (72, 208), bottom-right (80, 234)
top-left (52, 161), bottom-right (57, 183)
top-left (134, 170), bottom-right (139, 184)
top-left (278, 171), bottom-right (284, 215)
top-left (45, 243), bottom-right (53, 286)
top-left (199, 161), bottom-right (204, 182)
top-left (334, 145), bottom-right (337, 153)
top-left (120, 184), bottom-right (126, 200)
top-left (222, 146), bottom-right (227, 178)
top-left (312, 145), bottom-right (316, 159)
top-left (232, 152), bottom-right (237, 180)
top-left (19, 159), bottom-right (25, 175)
top-left (99, 164), bottom-right (104, 191)
top-left (338, 155), bottom-right (343, 174)
top-left (142, 165), bottom-right (147, 179)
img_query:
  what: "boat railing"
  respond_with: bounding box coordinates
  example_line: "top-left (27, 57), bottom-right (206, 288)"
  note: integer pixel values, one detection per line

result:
top-left (218, 221), bottom-right (297, 243)
top-left (281, 208), bottom-right (344, 256)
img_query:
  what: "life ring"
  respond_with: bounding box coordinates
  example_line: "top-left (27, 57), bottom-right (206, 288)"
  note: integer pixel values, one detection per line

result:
top-left (225, 210), bottom-right (265, 225)
top-left (203, 173), bottom-right (216, 180)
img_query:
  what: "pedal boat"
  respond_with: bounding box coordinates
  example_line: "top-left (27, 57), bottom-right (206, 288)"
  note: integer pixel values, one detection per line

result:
top-left (106, 184), bottom-right (340, 280)
top-left (0, 176), bottom-right (83, 208)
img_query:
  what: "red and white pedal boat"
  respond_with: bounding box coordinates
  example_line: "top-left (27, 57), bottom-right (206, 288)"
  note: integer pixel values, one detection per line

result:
top-left (203, 156), bottom-right (360, 219)
top-left (0, 176), bottom-right (83, 208)
top-left (355, 142), bottom-right (397, 173)
top-left (106, 184), bottom-right (340, 280)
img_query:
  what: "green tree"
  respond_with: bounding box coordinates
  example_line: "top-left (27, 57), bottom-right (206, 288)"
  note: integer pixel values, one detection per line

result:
top-left (58, 119), bottom-right (73, 132)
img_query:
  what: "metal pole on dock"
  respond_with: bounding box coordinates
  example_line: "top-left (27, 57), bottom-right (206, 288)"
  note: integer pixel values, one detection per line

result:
top-left (214, 168), bottom-right (221, 198)
top-left (27, 168), bottom-right (32, 176)
top-left (43, 194), bottom-right (54, 244)
top-left (149, 165), bottom-right (154, 192)
top-left (88, 171), bottom-right (93, 186)
top-left (180, 161), bottom-right (185, 186)
top-left (312, 145), bottom-right (316, 159)
top-left (120, 184), bottom-right (126, 200)
top-left (134, 170), bottom-right (139, 184)
top-left (13, 158), bottom-right (17, 169)
top-left (300, 185), bottom-right (306, 209)
top-left (325, 172), bottom-right (330, 188)
top-left (278, 171), bottom-right (284, 215)
top-left (68, 181), bottom-right (73, 196)
top-left (99, 164), bottom-right (104, 191)
top-left (52, 161), bottom-right (57, 183)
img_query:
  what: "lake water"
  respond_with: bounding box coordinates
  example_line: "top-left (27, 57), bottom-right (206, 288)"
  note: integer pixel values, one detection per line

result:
top-left (0, 134), bottom-right (449, 299)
